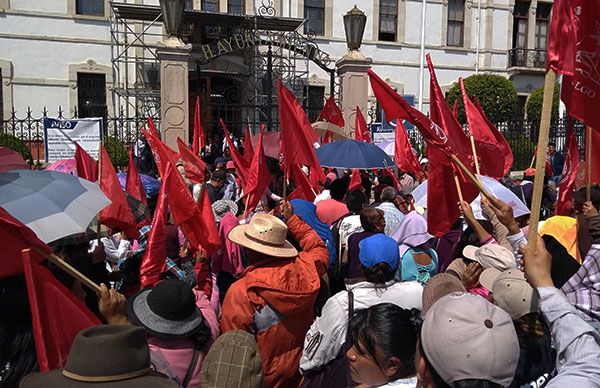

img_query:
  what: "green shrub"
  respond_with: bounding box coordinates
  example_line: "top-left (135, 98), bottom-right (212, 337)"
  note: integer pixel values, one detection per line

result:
top-left (104, 136), bottom-right (128, 168)
top-left (525, 84), bottom-right (560, 123)
top-left (505, 131), bottom-right (535, 171)
top-left (0, 132), bottom-right (33, 163)
top-left (446, 74), bottom-right (518, 124)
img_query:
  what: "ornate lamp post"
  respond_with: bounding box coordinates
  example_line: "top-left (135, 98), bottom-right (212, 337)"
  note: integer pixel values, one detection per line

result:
top-left (160, 0), bottom-right (185, 47)
top-left (343, 5), bottom-right (367, 51)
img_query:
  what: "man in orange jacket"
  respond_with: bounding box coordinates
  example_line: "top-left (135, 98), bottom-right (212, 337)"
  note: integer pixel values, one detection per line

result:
top-left (222, 202), bottom-right (329, 387)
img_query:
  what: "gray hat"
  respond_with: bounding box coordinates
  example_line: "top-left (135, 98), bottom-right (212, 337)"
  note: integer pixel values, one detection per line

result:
top-left (422, 292), bottom-right (520, 387)
top-left (212, 199), bottom-right (239, 222)
top-left (480, 268), bottom-right (540, 320)
top-left (463, 244), bottom-right (517, 271)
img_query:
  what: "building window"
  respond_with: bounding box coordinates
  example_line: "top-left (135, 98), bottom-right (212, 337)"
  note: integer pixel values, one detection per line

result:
top-left (76, 0), bottom-right (104, 16)
top-left (304, 0), bottom-right (325, 36)
top-left (305, 85), bottom-right (325, 123)
top-left (379, 0), bottom-right (398, 42)
top-left (446, 0), bottom-right (464, 47)
top-left (201, 0), bottom-right (219, 12)
top-left (535, 3), bottom-right (551, 50)
top-left (512, 1), bottom-right (529, 49)
top-left (77, 73), bottom-right (107, 119)
top-left (228, 0), bottom-right (244, 14)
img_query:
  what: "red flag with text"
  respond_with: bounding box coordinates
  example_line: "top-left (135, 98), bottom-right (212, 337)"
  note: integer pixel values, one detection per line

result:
top-left (23, 249), bottom-right (100, 371)
top-left (75, 143), bottom-right (98, 182)
top-left (556, 120), bottom-right (579, 215)
top-left (99, 146), bottom-right (139, 238)
top-left (278, 80), bottom-right (325, 183)
top-left (320, 95), bottom-right (345, 128)
top-left (139, 164), bottom-right (172, 288)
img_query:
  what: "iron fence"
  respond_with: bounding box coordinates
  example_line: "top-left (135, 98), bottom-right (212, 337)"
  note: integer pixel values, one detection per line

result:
top-left (1, 107), bottom-right (586, 172)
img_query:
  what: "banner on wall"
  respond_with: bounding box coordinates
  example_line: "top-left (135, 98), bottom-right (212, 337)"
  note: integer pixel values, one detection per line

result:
top-left (43, 118), bottom-right (103, 163)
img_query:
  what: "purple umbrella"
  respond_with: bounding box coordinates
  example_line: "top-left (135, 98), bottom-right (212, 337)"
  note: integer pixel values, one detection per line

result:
top-left (117, 172), bottom-right (161, 198)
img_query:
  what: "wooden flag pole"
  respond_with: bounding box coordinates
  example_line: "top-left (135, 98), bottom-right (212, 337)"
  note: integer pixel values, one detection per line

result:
top-left (587, 126), bottom-right (592, 202)
top-left (243, 195), bottom-right (251, 219)
top-left (469, 135), bottom-right (481, 176)
top-left (32, 247), bottom-right (102, 294)
top-left (450, 154), bottom-right (492, 201)
top-left (282, 175), bottom-right (288, 200)
top-left (527, 70), bottom-right (556, 249)
top-left (453, 175), bottom-right (465, 203)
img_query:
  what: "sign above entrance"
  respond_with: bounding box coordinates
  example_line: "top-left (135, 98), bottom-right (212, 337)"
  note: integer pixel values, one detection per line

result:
top-left (198, 30), bottom-right (334, 73)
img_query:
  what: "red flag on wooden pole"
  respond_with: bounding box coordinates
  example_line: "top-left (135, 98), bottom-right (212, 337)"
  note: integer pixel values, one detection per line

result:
top-left (22, 248), bottom-right (100, 371)
top-left (177, 137), bottom-right (206, 185)
top-left (319, 95), bottom-right (345, 128)
top-left (75, 143), bottom-right (98, 182)
top-left (349, 169), bottom-right (363, 192)
top-left (289, 164), bottom-right (317, 202)
top-left (556, 120), bottom-right (580, 215)
top-left (220, 119), bottom-right (250, 187)
top-left (278, 80), bottom-right (325, 183)
top-left (139, 164), bottom-right (172, 288)
top-left (125, 149), bottom-right (147, 205)
top-left (192, 96), bottom-right (205, 155)
top-left (394, 119), bottom-right (423, 177)
top-left (245, 130), bottom-right (272, 213)
top-left (140, 128), bottom-right (180, 179)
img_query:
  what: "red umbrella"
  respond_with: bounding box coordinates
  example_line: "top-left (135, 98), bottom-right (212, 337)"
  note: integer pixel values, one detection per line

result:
top-left (251, 131), bottom-right (280, 159)
top-left (46, 159), bottom-right (77, 175)
top-left (0, 147), bottom-right (29, 172)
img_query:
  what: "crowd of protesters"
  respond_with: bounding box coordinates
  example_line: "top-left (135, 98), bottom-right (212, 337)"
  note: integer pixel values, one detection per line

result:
top-left (1, 132), bottom-right (600, 388)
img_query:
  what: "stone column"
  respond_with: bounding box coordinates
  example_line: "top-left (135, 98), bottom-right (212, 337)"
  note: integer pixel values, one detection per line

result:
top-left (336, 50), bottom-right (373, 139)
top-left (158, 40), bottom-right (191, 150)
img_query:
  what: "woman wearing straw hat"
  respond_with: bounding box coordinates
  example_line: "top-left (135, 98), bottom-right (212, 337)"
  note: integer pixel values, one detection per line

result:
top-left (221, 202), bottom-right (330, 388)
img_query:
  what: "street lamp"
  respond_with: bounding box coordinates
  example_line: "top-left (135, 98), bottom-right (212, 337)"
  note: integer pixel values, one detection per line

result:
top-left (160, 0), bottom-right (185, 43)
top-left (343, 5), bottom-right (367, 51)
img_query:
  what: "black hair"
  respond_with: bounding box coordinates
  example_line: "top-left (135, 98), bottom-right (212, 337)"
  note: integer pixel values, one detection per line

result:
top-left (363, 262), bottom-right (396, 285)
top-left (455, 226), bottom-right (482, 261)
top-left (330, 178), bottom-right (349, 201)
top-left (349, 303), bottom-right (421, 380)
top-left (378, 175), bottom-right (394, 187)
top-left (346, 190), bottom-right (366, 213)
top-left (0, 275), bottom-right (39, 386)
top-left (211, 170), bottom-right (227, 182)
top-left (548, 142), bottom-right (556, 147)
top-left (360, 208), bottom-right (385, 233)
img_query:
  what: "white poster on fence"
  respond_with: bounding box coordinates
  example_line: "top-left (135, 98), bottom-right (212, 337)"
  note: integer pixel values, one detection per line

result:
top-left (43, 117), bottom-right (103, 163)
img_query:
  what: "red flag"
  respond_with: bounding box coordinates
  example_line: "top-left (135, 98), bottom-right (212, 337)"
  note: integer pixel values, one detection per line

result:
top-left (382, 167), bottom-right (402, 191)
top-left (99, 146), bottom-right (139, 238)
top-left (140, 164), bottom-right (172, 288)
top-left (426, 56), bottom-right (479, 237)
top-left (220, 119), bottom-right (250, 187)
top-left (22, 248), bottom-right (100, 371)
top-left (243, 126), bottom-right (255, 165)
top-left (168, 164), bottom-right (219, 256)
top-left (196, 182), bottom-right (220, 256)
top-left (394, 119), bottom-right (423, 177)
top-left (452, 100), bottom-right (459, 120)
top-left (125, 150), bottom-right (147, 206)
top-left (550, 0), bottom-right (600, 130)
top-left (319, 95), bottom-right (345, 128)
top-left (75, 143), bottom-right (98, 182)
top-left (349, 169), bottom-right (363, 192)
top-left (355, 107), bottom-right (372, 142)
top-left (192, 96), bottom-right (205, 155)
top-left (245, 130), bottom-right (272, 212)
top-left (141, 128), bottom-right (179, 179)
top-left (556, 120), bottom-right (580, 215)
top-left (460, 78), bottom-right (508, 179)
top-left (177, 137), bottom-right (206, 185)
top-left (474, 98), bottom-right (513, 176)
top-left (322, 130), bottom-right (332, 144)
top-left (278, 80), bottom-right (325, 183)
top-left (290, 164), bottom-right (316, 202)
top-left (0, 208), bottom-right (52, 279)
top-left (147, 117), bottom-right (160, 138)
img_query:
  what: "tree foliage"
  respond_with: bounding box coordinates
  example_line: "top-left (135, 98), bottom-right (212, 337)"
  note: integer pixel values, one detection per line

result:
top-left (525, 84), bottom-right (560, 123)
top-left (104, 136), bottom-right (128, 168)
top-left (446, 74), bottom-right (518, 124)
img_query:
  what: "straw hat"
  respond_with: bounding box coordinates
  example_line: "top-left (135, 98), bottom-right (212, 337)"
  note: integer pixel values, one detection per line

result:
top-left (228, 214), bottom-right (298, 258)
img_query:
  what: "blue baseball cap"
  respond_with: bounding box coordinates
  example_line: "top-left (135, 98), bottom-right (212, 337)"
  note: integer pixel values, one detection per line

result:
top-left (359, 234), bottom-right (400, 271)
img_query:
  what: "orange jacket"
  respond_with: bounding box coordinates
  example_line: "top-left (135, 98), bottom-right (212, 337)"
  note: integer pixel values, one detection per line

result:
top-left (220, 215), bottom-right (329, 388)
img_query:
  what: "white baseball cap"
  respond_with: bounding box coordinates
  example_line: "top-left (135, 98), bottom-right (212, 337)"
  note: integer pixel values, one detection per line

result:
top-left (463, 245), bottom-right (517, 271)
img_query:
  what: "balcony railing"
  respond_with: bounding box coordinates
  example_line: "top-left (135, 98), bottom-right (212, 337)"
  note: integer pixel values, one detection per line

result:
top-left (508, 48), bottom-right (547, 69)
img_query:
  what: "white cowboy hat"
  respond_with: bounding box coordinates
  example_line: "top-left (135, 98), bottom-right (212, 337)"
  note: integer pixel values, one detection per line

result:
top-left (228, 214), bottom-right (298, 258)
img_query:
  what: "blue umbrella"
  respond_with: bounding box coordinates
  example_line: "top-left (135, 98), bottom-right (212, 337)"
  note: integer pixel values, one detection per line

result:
top-left (117, 172), bottom-right (161, 197)
top-left (316, 139), bottom-right (394, 169)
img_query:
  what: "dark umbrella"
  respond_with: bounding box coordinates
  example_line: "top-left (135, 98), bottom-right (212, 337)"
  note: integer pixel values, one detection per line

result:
top-left (316, 139), bottom-right (394, 169)
top-left (117, 172), bottom-right (161, 197)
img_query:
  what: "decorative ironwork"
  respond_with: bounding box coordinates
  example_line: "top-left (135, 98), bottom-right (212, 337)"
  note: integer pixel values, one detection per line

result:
top-left (257, 0), bottom-right (276, 17)
top-left (508, 48), bottom-right (547, 69)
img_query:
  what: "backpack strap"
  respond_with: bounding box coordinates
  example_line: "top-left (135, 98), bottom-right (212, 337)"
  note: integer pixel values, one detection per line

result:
top-left (345, 289), bottom-right (354, 347)
top-left (182, 348), bottom-right (201, 388)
